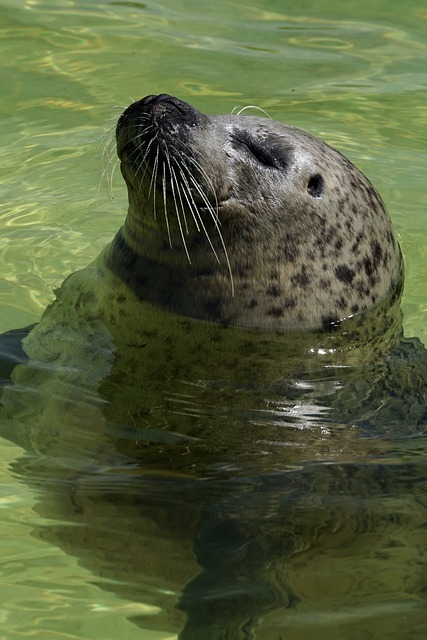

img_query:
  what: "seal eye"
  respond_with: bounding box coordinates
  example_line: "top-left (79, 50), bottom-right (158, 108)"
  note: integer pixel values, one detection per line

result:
top-left (244, 140), bottom-right (277, 168)
top-left (232, 132), bottom-right (279, 169)
top-left (307, 174), bottom-right (324, 198)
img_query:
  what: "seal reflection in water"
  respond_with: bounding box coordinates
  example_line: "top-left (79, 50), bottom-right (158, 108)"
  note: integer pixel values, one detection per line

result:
top-left (1, 95), bottom-right (426, 639)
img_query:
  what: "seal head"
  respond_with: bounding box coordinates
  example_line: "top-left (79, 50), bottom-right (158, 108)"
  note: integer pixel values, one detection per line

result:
top-left (110, 94), bottom-right (402, 330)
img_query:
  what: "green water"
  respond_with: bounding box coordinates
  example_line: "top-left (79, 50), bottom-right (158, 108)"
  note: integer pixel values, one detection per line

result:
top-left (0, 1), bottom-right (426, 638)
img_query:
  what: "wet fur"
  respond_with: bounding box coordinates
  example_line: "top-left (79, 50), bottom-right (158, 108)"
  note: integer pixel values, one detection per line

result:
top-left (113, 94), bottom-right (402, 329)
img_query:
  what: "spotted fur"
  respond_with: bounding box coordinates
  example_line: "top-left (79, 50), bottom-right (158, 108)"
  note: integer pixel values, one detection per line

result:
top-left (112, 94), bottom-right (403, 329)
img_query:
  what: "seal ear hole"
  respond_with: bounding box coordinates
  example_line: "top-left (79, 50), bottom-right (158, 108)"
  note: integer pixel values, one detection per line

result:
top-left (307, 174), bottom-right (324, 198)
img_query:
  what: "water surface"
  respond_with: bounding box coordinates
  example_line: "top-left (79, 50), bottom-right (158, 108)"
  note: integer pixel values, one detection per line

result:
top-left (0, 1), bottom-right (426, 638)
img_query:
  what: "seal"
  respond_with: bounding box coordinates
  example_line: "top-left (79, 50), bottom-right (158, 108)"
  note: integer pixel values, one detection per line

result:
top-left (1, 95), bottom-right (426, 640)
top-left (110, 93), bottom-right (402, 330)
top-left (0, 92), bottom-right (410, 455)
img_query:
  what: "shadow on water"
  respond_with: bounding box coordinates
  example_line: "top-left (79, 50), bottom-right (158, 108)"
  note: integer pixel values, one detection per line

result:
top-left (0, 281), bottom-right (427, 639)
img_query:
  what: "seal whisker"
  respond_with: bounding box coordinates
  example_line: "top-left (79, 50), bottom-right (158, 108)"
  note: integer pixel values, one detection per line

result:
top-left (183, 153), bottom-right (220, 222)
top-left (161, 158), bottom-right (173, 249)
top-left (134, 133), bottom-right (159, 186)
top-left (131, 122), bottom-right (156, 145)
top-left (170, 158), bottom-right (190, 235)
top-left (177, 166), bottom-right (219, 258)
top-left (174, 166), bottom-right (201, 233)
top-left (169, 160), bottom-right (192, 263)
top-left (111, 103), bottom-right (132, 113)
top-left (169, 141), bottom-right (219, 214)
top-left (126, 127), bottom-right (156, 174)
top-left (149, 145), bottom-right (160, 221)
top-left (182, 167), bottom-right (235, 296)
top-left (98, 127), bottom-right (119, 203)
top-left (106, 157), bottom-right (120, 201)
top-left (232, 105), bottom-right (272, 118)
top-left (100, 124), bottom-right (117, 150)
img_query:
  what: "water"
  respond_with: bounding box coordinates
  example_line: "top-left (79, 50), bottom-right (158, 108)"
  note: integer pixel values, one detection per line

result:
top-left (0, 0), bottom-right (426, 638)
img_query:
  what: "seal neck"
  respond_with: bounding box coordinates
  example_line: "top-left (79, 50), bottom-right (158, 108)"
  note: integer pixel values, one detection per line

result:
top-left (106, 226), bottom-right (404, 341)
top-left (106, 227), bottom-right (235, 321)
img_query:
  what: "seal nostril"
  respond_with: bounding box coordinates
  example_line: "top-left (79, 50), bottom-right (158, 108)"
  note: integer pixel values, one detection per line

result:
top-left (307, 174), bottom-right (324, 198)
top-left (140, 94), bottom-right (156, 105)
top-left (141, 94), bottom-right (175, 107)
top-left (136, 94), bottom-right (202, 126)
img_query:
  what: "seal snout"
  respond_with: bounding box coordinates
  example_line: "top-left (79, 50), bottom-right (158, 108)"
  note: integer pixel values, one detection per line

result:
top-left (117, 93), bottom-right (203, 134)
top-left (139, 94), bottom-right (203, 125)
top-left (116, 93), bottom-right (206, 170)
